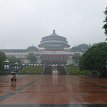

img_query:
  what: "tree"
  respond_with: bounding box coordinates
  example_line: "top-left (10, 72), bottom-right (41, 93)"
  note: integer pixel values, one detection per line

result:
top-left (27, 53), bottom-right (37, 63)
top-left (79, 42), bottom-right (107, 77)
top-left (0, 51), bottom-right (6, 74)
top-left (72, 53), bottom-right (81, 66)
top-left (102, 7), bottom-right (107, 40)
top-left (7, 56), bottom-right (21, 65)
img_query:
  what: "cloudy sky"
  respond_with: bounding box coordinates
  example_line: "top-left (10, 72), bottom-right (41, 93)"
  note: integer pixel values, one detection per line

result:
top-left (0, 0), bottom-right (106, 49)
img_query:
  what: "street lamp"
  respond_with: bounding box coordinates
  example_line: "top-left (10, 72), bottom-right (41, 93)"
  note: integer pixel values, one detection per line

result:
top-left (14, 62), bottom-right (19, 73)
top-left (4, 59), bottom-right (10, 74)
top-left (106, 61), bottom-right (107, 72)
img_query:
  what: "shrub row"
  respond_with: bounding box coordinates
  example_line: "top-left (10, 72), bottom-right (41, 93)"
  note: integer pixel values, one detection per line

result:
top-left (18, 66), bottom-right (43, 75)
top-left (65, 66), bottom-right (90, 75)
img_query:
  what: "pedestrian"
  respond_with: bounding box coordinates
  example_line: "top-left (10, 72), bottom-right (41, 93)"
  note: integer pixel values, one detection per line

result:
top-left (11, 72), bottom-right (17, 84)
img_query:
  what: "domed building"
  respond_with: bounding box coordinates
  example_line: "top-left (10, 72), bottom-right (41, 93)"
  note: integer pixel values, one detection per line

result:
top-left (37, 30), bottom-right (72, 65)
top-left (38, 30), bottom-right (70, 51)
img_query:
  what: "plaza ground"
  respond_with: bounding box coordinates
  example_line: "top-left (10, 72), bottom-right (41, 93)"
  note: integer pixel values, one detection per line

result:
top-left (0, 75), bottom-right (107, 106)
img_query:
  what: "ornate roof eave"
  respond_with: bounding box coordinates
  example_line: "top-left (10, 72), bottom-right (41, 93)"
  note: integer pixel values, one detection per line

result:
top-left (41, 30), bottom-right (66, 41)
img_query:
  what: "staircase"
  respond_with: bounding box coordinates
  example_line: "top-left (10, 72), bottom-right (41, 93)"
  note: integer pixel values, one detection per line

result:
top-left (57, 66), bottom-right (66, 75)
top-left (43, 66), bottom-right (52, 75)
top-left (43, 65), bottom-right (66, 75)
top-left (52, 66), bottom-right (58, 75)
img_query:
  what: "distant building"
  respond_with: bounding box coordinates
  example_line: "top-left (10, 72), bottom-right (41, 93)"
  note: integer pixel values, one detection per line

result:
top-left (1, 46), bottom-right (37, 64)
top-left (37, 30), bottom-right (72, 65)
top-left (71, 44), bottom-right (89, 53)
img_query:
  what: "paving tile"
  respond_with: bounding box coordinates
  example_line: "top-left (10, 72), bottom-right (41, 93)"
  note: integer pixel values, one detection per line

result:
top-left (0, 75), bottom-right (107, 104)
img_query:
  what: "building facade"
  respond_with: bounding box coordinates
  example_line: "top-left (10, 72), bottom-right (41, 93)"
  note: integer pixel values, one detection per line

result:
top-left (37, 30), bottom-right (72, 65)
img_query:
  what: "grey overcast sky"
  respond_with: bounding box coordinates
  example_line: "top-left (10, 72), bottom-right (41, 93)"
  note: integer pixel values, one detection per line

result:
top-left (0, 0), bottom-right (106, 49)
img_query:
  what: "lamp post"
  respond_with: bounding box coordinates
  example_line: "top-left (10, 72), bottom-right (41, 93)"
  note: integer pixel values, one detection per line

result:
top-left (106, 61), bottom-right (107, 72)
top-left (4, 59), bottom-right (10, 74)
top-left (14, 62), bottom-right (19, 73)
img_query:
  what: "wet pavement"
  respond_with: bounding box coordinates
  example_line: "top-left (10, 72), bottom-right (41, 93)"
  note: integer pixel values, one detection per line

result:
top-left (0, 75), bottom-right (107, 106)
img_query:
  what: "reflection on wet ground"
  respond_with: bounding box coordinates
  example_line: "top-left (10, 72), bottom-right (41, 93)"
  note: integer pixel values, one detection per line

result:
top-left (0, 75), bottom-right (107, 106)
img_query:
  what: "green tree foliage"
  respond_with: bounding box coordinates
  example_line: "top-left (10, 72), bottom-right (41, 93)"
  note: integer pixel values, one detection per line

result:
top-left (79, 42), bottom-right (107, 77)
top-left (7, 56), bottom-right (21, 65)
top-left (102, 7), bottom-right (107, 40)
top-left (0, 51), bottom-right (6, 74)
top-left (27, 53), bottom-right (37, 63)
top-left (72, 53), bottom-right (81, 66)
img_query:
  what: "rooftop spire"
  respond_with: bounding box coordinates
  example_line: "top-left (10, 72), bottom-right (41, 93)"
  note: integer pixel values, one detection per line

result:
top-left (53, 29), bottom-right (55, 34)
